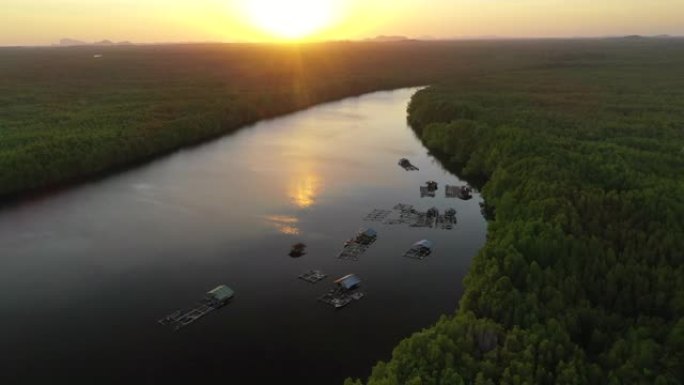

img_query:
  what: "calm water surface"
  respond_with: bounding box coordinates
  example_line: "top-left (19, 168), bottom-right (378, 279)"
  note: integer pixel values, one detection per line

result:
top-left (0, 88), bottom-right (486, 384)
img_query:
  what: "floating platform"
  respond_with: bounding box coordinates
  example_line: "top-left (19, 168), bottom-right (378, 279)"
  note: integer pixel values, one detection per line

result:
top-left (350, 292), bottom-right (365, 300)
top-left (299, 270), bottom-right (327, 283)
top-left (319, 289), bottom-right (354, 308)
top-left (420, 186), bottom-right (436, 198)
top-left (436, 209), bottom-right (457, 229)
top-left (445, 185), bottom-right (473, 200)
top-left (338, 243), bottom-right (373, 261)
top-left (393, 203), bottom-right (414, 212)
top-left (159, 303), bottom-right (216, 330)
top-left (365, 203), bottom-right (458, 229)
top-left (158, 285), bottom-right (234, 331)
top-left (410, 214), bottom-right (434, 228)
top-left (363, 209), bottom-right (392, 222)
top-left (337, 228), bottom-right (377, 261)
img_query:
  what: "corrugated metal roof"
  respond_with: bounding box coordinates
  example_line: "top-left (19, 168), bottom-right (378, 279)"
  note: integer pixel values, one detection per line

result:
top-left (360, 228), bottom-right (377, 237)
top-left (207, 285), bottom-right (234, 301)
top-left (413, 240), bottom-right (433, 250)
top-left (335, 274), bottom-right (361, 290)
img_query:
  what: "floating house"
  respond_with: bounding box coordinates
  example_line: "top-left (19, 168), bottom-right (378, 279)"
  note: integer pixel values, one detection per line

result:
top-left (354, 228), bottom-right (378, 245)
top-left (425, 181), bottom-right (439, 192)
top-left (413, 239), bottom-right (433, 251)
top-left (159, 284), bottom-right (235, 330)
top-left (404, 240), bottom-right (434, 260)
top-left (445, 185), bottom-right (473, 200)
top-left (335, 274), bottom-right (362, 290)
top-left (206, 285), bottom-right (235, 306)
top-left (319, 274), bottom-right (365, 309)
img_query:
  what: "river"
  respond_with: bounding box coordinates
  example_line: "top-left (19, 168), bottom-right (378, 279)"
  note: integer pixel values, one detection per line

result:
top-left (0, 88), bottom-right (486, 384)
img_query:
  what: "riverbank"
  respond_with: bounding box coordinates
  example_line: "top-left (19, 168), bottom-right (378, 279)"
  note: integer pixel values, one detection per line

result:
top-left (351, 39), bottom-right (684, 384)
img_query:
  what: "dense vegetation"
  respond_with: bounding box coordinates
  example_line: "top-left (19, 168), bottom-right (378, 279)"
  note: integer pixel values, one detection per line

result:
top-left (3, 39), bottom-right (683, 384)
top-left (0, 41), bottom-right (527, 198)
top-left (347, 39), bottom-right (684, 384)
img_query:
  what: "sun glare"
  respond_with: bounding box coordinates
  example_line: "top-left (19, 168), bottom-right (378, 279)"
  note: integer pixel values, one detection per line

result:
top-left (240, 0), bottom-right (339, 40)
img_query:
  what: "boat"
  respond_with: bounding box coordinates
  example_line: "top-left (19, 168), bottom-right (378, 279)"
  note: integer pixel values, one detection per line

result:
top-left (289, 243), bottom-right (307, 257)
top-left (398, 158), bottom-right (419, 171)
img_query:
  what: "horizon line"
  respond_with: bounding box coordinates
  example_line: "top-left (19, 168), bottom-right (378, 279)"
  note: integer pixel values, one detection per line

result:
top-left (2, 34), bottom-right (683, 48)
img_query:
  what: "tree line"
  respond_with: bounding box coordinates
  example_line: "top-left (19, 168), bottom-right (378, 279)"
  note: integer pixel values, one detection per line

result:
top-left (348, 39), bottom-right (684, 385)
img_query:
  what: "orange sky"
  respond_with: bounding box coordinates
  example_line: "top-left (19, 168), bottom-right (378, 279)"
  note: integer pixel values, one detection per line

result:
top-left (2, 0), bottom-right (683, 45)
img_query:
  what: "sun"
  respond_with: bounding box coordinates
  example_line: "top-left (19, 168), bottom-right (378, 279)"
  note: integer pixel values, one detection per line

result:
top-left (240, 0), bottom-right (339, 40)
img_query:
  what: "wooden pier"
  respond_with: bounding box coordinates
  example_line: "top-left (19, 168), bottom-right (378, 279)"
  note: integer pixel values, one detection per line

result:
top-left (363, 209), bottom-right (392, 222)
top-left (364, 203), bottom-right (458, 229)
top-left (158, 285), bottom-right (234, 331)
top-left (158, 301), bottom-right (217, 331)
top-left (337, 243), bottom-right (373, 261)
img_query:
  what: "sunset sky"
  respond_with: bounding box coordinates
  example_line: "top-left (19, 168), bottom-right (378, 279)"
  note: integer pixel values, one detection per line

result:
top-left (2, 0), bottom-right (683, 46)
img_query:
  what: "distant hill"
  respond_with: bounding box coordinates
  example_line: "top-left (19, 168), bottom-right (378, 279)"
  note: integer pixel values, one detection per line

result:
top-left (56, 38), bottom-right (134, 47)
top-left (619, 34), bottom-right (682, 40)
top-left (58, 38), bottom-right (87, 46)
top-left (365, 35), bottom-right (414, 42)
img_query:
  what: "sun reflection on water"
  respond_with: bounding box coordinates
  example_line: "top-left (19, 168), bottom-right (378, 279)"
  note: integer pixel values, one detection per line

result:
top-left (289, 173), bottom-right (322, 209)
top-left (264, 215), bottom-right (301, 235)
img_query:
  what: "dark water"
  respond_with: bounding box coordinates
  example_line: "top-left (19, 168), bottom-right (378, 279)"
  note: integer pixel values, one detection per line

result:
top-left (0, 88), bottom-right (486, 385)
